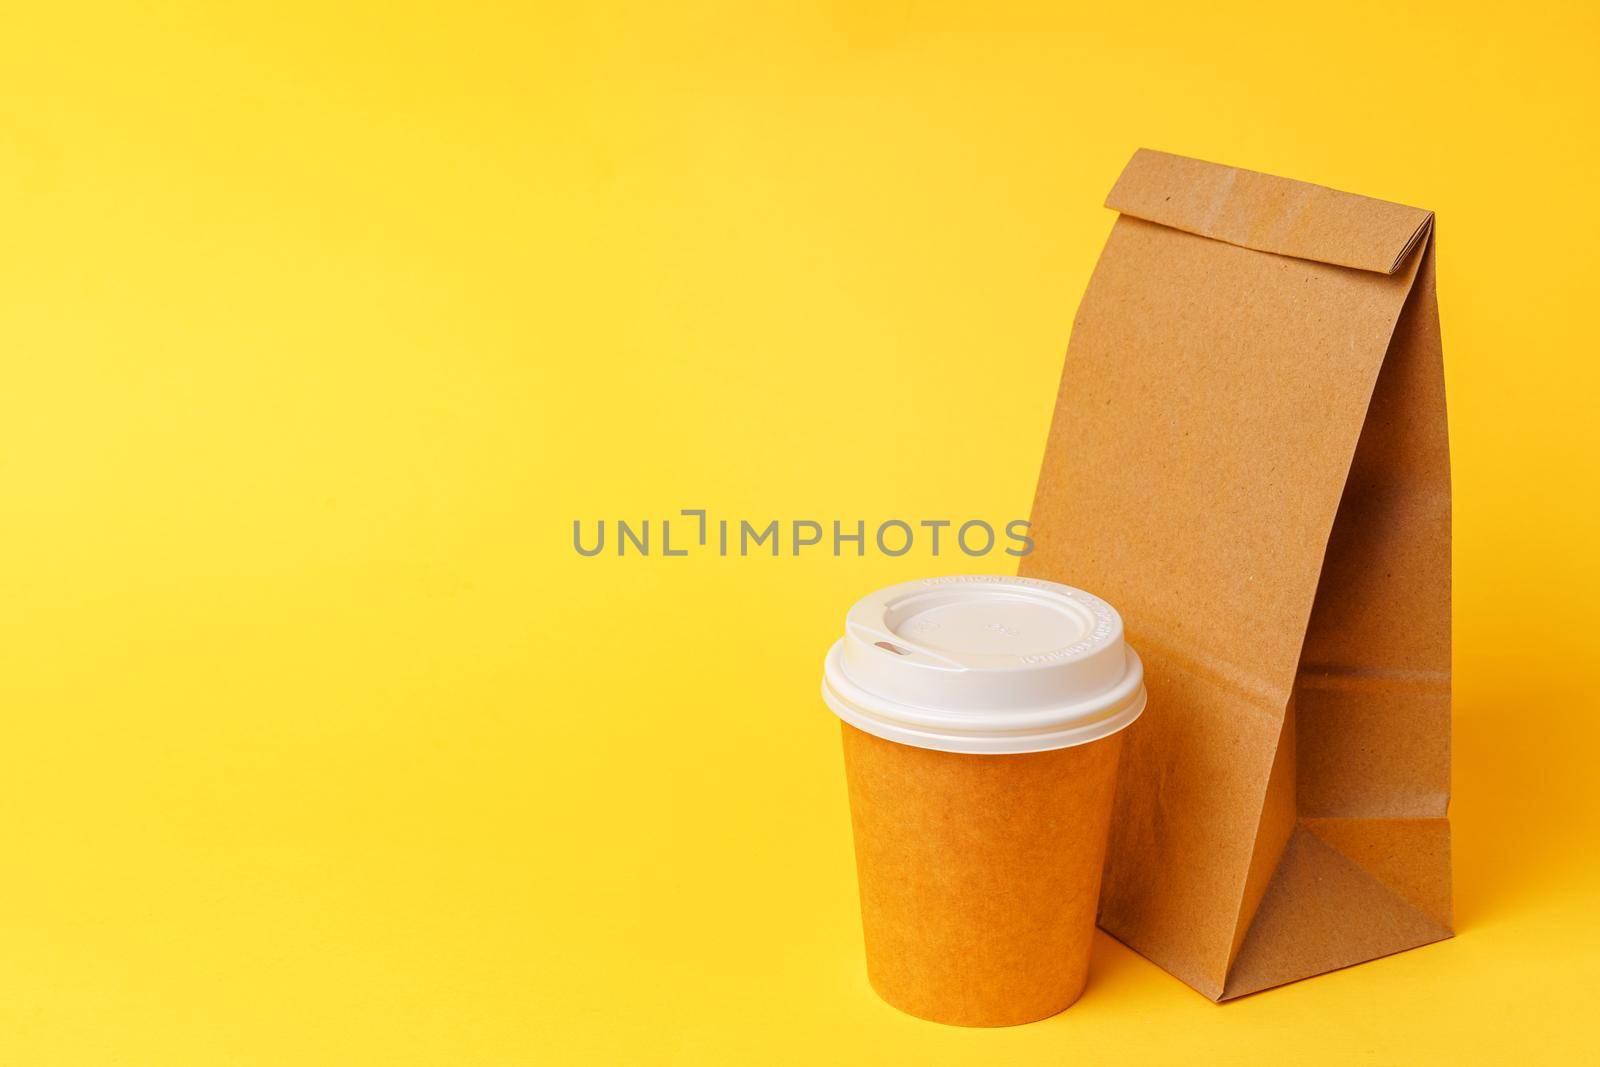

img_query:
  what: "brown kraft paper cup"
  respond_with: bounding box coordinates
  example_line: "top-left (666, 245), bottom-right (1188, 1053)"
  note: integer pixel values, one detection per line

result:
top-left (842, 722), bottom-right (1125, 1026)
top-left (822, 576), bottom-right (1146, 1027)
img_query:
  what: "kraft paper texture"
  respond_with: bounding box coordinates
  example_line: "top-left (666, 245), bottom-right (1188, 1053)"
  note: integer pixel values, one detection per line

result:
top-left (841, 723), bottom-right (1124, 1026)
top-left (1021, 149), bottom-right (1451, 1001)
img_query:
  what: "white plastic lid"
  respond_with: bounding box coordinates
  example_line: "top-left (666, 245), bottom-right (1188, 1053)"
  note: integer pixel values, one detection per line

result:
top-left (821, 575), bottom-right (1146, 754)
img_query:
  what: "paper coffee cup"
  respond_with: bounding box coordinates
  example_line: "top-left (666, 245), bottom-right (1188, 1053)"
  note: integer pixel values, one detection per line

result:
top-left (822, 575), bottom-right (1146, 1026)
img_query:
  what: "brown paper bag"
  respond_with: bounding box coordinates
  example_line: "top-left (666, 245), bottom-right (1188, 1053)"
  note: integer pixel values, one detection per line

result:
top-left (1021, 149), bottom-right (1451, 1000)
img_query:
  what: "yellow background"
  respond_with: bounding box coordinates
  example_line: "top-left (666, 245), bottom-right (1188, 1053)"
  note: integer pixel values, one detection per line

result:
top-left (4, 2), bottom-right (1597, 1063)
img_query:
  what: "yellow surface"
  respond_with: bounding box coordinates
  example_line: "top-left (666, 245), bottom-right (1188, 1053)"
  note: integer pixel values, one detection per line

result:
top-left (3, 2), bottom-right (1597, 1063)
